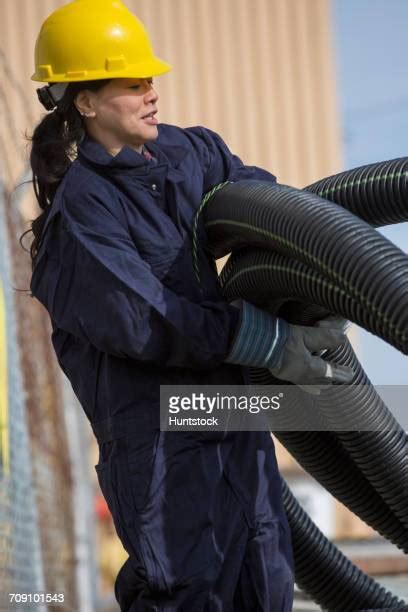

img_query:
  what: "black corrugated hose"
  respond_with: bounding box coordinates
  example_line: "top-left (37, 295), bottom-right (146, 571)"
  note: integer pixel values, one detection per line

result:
top-left (202, 181), bottom-right (408, 354)
top-left (201, 179), bottom-right (408, 522)
top-left (193, 158), bottom-right (408, 610)
top-left (247, 355), bottom-right (408, 553)
top-left (219, 246), bottom-right (408, 533)
top-left (283, 480), bottom-right (405, 611)
top-left (306, 158), bottom-right (408, 227)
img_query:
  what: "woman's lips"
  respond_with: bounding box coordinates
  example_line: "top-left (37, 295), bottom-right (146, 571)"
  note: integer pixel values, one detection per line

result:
top-left (143, 115), bottom-right (158, 125)
top-left (142, 110), bottom-right (158, 125)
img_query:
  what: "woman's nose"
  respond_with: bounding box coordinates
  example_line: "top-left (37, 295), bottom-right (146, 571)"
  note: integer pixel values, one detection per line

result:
top-left (144, 81), bottom-right (159, 103)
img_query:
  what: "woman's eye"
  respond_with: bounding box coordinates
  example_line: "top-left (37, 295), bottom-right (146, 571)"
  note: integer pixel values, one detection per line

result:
top-left (130, 80), bottom-right (153, 90)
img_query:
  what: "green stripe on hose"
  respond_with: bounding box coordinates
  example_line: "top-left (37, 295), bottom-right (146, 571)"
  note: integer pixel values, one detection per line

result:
top-left (315, 170), bottom-right (408, 199)
top-left (206, 218), bottom-right (407, 341)
top-left (192, 181), bottom-right (232, 284)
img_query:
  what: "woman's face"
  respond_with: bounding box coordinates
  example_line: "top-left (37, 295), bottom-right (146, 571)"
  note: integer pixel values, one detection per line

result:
top-left (76, 77), bottom-right (159, 155)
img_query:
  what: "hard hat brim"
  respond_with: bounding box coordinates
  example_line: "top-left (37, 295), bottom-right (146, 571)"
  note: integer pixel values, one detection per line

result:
top-left (31, 56), bottom-right (172, 83)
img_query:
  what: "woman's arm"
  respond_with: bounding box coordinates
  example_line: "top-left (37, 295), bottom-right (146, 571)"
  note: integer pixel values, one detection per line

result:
top-left (183, 125), bottom-right (278, 190)
top-left (30, 182), bottom-right (283, 370)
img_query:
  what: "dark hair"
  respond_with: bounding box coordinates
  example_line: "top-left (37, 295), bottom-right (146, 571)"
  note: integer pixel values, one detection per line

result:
top-left (20, 79), bottom-right (111, 269)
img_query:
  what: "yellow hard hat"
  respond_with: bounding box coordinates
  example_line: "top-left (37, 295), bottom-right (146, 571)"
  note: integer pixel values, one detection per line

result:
top-left (31, 0), bottom-right (172, 82)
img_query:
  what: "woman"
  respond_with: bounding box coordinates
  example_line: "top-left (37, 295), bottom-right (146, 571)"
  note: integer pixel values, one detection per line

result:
top-left (27, 1), bottom-right (352, 610)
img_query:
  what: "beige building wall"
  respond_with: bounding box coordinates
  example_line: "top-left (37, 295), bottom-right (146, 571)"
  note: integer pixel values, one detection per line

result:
top-left (0, 0), bottom-right (342, 190)
top-left (1, 0), bottom-right (368, 540)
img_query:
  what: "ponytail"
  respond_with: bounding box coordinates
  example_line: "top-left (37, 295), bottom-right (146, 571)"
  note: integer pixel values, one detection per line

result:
top-left (21, 80), bottom-right (111, 269)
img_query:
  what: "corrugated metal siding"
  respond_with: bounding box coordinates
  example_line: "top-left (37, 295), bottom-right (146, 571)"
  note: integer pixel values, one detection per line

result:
top-left (0, 0), bottom-right (373, 551)
top-left (1, 0), bottom-right (342, 191)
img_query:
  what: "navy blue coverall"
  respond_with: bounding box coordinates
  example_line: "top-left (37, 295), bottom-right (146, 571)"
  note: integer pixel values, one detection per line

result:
top-left (30, 124), bottom-right (294, 611)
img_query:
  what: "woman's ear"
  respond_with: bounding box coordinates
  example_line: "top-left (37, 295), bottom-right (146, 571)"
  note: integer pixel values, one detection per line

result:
top-left (74, 90), bottom-right (96, 118)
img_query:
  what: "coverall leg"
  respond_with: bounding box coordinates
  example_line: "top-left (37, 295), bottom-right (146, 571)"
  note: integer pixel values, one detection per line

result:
top-left (95, 421), bottom-right (294, 611)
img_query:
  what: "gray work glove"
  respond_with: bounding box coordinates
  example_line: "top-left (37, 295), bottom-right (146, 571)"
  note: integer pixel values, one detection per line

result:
top-left (316, 315), bottom-right (351, 333)
top-left (269, 317), bottom-right (354, 393)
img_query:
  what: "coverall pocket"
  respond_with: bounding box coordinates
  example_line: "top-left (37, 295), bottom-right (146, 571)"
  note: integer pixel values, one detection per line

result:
top-left (94, 456), bottom-right (128, 547)
top-left (95, 442), bottom-right (152, 580)
top-left (124, 429), bottom-right (161, 513)
top-left (95, 434), bottom-right (164, 588)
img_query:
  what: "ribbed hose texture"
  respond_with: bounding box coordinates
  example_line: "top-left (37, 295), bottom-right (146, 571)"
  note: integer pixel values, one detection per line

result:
top-left (248, 351), bottom-right (408, 551)
top-left (305, 158), bottom-right (408, 227)
top-left (197, 163), bottom-right (408, 610)
top-left (283, 481), bottom-right (406, 611)
top-left (220, 247), bottom-right (408, 530)
top-left (204, 181), bottom-right (408, 353)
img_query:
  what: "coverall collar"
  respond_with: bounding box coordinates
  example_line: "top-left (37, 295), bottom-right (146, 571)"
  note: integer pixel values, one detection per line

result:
top-left (78, 130), bottom-right (189, 170)
top-left (78, 134), bottom-right (147, 169)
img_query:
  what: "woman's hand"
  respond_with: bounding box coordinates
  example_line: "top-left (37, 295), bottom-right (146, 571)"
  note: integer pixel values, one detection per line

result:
top-left (269, 318), bottom-right (354, 393)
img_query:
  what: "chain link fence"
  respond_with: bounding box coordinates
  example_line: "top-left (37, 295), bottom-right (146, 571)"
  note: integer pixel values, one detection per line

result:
top-left (0, 180), bottom-right (46, 611)
top-left (0, 43), bottom-right (85, 606)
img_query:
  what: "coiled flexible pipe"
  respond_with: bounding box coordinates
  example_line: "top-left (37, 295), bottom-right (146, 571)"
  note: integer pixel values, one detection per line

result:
top-left (219, 246), bottom-right (408, 530)
top-left (194, 161), bottom-right (408, 610)
top-left (283, 480), bottom-right (406, 611)
top-left (306, 158), bottom-right (408, 227)
top-left (248, 362), bottom-right (408, 552)
top-left (202, 181), bottom-right (408, 353)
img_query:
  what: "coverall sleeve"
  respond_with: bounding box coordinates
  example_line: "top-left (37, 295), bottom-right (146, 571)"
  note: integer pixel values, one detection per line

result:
top-left (31, 183), bottom-right (245, 369)
top-left (184, 125), bottom-right (278, 190)
top-left (181, 126), bottom-right (288, 369)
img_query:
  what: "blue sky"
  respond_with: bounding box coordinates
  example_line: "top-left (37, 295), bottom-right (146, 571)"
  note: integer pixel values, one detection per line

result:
top-left (332, 0), bottom-right (408, 384)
